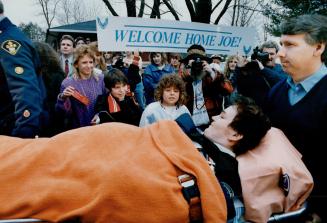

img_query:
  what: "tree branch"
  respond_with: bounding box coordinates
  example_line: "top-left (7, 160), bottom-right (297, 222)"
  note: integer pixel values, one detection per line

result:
top-left (126, 0), bottom-right (136, 17)
top-left (102, 0), bottom-right (118, 16)
top-left (212, 0), bottom-right (223, 13)
top-left (162, 0), bottom-right (179, 20)
top-left (185, 0), bottom-right (196, 21)
top-left (150, 0), bottom-right (160, 18)
top-left (138, 0), bottom-right (145, 17)
top-left (214, 0), bottom-right (233, 24)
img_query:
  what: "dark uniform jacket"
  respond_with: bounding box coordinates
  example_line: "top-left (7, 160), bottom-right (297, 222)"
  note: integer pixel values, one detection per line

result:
top-left (0, 17), bottom-right (48, 138)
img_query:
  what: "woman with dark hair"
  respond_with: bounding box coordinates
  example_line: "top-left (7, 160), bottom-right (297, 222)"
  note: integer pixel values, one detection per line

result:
top-left (74, 36), bottom-right (86, 48)
top-left (92, 68), bottom-right (141, 126)
top-left (143, 52), bottom-right (175, 105)
top-left (167, 52), bottom-right (181, 73)
top-left (34, 41), bottom-right (66, 136)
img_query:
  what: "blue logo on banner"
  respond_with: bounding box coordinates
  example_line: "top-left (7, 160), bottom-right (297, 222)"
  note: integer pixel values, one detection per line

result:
top-left (243, 45), bottom-right (252, 56)
top-left (97, 17), bottom-right (108, 30)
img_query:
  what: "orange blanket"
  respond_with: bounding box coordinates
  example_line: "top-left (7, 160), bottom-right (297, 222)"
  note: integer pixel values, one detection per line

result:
top-left (0, 120), bottom-right (226, 223)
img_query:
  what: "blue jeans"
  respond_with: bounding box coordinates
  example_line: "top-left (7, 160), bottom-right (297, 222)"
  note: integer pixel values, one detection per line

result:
top-left (134, 82), bottom-right (145, 111)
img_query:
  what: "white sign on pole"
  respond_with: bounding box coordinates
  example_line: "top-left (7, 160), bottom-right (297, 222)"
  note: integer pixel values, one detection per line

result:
top-left (97, 16), bottom-right (257, 56)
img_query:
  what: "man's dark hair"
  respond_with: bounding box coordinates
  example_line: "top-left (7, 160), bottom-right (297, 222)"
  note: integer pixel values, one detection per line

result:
top-left (0, 0), bottom-right (4, 14)
top-left (279, 14), bottom-right (327, 64)
top-left (229, 95), bottom-right (271, 155)
top-left (104, 68), bottom-right (128, 91)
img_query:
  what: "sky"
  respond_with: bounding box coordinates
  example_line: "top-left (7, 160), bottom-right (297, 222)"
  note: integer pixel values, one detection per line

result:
top-left (2, 0), bottom-right (43, 26)
top-left (2, 0), bottom-right (191, 29)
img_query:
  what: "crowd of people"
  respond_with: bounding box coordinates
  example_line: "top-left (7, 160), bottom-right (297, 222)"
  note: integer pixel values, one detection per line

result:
top-left (1, 0), bottom-right (327, 221)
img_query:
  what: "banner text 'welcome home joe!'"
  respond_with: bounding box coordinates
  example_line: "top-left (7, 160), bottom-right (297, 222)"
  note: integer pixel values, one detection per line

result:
top-left (96, 16), bottom-right (257, 55)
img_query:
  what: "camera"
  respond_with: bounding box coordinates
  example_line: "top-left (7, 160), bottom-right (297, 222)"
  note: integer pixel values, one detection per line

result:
top-left (191, 57), bottom-right (204, 71)
top-left (112, 56), bottom-right (125, 70)
top-left (251, 47), bottom-right (269, 63)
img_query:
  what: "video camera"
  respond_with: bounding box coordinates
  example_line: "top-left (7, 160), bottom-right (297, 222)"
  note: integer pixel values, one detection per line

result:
top-left (191, 57), bottom-right (204, 72)
top-left (112, 56), bottom-right (125, 70)
top-left (251, 46), bottom-right (269, 64)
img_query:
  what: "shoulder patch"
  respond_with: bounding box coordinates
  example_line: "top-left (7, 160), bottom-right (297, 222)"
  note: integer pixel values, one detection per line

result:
top-left (1, 40), bottom-right (21, 55)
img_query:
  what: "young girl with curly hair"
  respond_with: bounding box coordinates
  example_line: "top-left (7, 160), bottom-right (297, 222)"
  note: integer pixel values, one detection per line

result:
top-left (139, 74), bottom-right (190, 127)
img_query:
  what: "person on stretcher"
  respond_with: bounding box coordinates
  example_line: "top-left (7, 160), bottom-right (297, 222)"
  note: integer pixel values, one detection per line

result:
top-left (176, 95), bottom-right (313, 222)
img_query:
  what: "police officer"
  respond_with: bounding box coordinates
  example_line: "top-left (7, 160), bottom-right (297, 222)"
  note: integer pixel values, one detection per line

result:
top-left (0, 0), bottom-right (48, 138)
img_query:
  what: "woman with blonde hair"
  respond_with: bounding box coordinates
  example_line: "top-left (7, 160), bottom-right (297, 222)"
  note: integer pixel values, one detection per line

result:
top-left (224, 55), bottom-right (238, 83)
top-left (56, 45), bottom-right (106, 129)
top-left (88, 41), bottom-right (107, 73)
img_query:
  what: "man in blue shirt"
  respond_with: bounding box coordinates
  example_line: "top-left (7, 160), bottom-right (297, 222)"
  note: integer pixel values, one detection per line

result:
top-left (0, 0), bottom-right (48, 138)
top-left (265, 14), bottom-right (327, 222)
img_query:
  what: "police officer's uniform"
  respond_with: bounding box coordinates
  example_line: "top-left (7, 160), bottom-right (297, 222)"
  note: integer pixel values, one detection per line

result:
top-left (0, 16), bottom-right (48, 138)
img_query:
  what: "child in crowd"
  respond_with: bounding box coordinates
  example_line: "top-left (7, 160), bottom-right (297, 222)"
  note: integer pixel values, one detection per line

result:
top-left (92, 68), bottom-right (141, 126)
top-left (139, 74), bottom-right (190, 127)
top-left (56, 45), bottom-right (106, 130)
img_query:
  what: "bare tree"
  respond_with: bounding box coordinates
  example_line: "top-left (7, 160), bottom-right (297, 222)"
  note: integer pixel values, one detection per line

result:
top-left (36, 0), bottom-right (61, 29)
top-left (101, 0), bottom-right (234, 24)
top-left (126, 0), bottom-right (137, 17)
top-left (228, 0), bottom-right (265, 27)
top-left (162, 0), bottom-right (179, 20)
top-left (213, 0), bottom-right (233, 24)
top-left (138, 0), bottom-right (145, 17)
top-left (102, 0), bottom-right (119, 16)
top-left (150, 0), bottom-right (161, 18)
top-left (56, 0), bottom-right (104, 25)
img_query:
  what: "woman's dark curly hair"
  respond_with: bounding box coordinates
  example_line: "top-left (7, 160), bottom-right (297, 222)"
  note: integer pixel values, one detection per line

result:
top-left (229, 95), bottom-right (271, 155)
top-left (154, 74), bottom-right (187, 107)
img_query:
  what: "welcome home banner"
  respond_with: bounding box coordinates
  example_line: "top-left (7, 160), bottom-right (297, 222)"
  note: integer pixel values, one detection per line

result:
top-left (96, 16), bottom-right (257, 56)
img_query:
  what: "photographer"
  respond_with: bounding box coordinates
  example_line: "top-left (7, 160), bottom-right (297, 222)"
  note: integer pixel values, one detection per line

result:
top-left (180, 44), bottom-right (232, 130)
top-left (235, 42), bottom-right (287, 108)
top-left (258, 40), bottom-right (288, 80)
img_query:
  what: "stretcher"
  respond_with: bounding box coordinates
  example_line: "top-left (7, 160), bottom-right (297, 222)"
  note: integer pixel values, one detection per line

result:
top-left (0, 201), bottom-right (309, 222)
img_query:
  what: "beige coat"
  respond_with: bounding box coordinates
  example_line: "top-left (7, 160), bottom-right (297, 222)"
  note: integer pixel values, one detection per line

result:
top-left (237, 127), bottom-right (313, 222)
